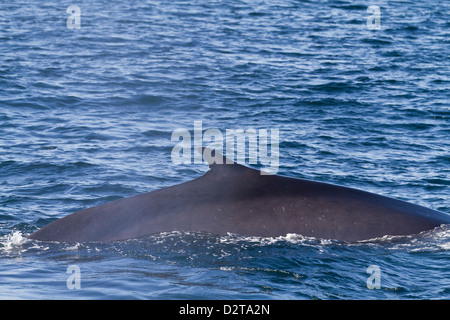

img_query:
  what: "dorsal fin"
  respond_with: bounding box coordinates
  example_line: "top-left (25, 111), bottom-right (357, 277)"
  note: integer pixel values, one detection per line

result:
top-left (198, 147), bottom-right (260, 175)
top-left (199, 147), bottom-right (233, 167)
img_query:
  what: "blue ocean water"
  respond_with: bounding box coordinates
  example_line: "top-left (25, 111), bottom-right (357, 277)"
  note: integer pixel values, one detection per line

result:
top-left (0, 0), bottom-right (449, 300)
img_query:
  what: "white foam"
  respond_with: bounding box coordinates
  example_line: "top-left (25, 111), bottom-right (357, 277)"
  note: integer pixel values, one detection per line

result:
top-left (1, 231), bottom-right (27, 251)
top-left (64, 243), bottom-right (81, 251)
top-left (217, 232), bottom-right (331, 247)
top-left (356, 225), bottom-right (450, 252)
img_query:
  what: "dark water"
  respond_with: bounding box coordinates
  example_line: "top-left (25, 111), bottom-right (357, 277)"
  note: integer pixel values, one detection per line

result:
top-left (1, 0), bottom-right (449, 299)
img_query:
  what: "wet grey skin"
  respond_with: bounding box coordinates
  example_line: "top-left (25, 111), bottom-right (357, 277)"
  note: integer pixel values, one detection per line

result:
top-left (29, 148), bottom-right (450, 242)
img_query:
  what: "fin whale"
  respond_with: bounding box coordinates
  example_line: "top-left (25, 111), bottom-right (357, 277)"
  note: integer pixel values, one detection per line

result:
top-left (29, 148), bottom-right (450, 242)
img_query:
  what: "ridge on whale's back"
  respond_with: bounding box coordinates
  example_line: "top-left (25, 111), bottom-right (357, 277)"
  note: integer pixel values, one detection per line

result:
top-left (28, 148), bottom-right (450, 243)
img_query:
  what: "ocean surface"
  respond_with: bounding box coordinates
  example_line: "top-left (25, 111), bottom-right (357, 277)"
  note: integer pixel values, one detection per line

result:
top-left (1, 0), bottom-right (449, 300)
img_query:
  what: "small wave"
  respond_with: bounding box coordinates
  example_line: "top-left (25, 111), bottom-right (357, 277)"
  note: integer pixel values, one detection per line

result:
top-left (218, 232), bottom-right (335, 247)
top-left (405, 225), bottom-right (450, 252)
top-left (215, 226), bottom-right (450, 251)
top-left (353, 225), bottom-right (450, 252)
top-left (63, 243), bottom-right (82, 251)
top-left (0, 231), bottom-right (28, 251)
top-left (10, 226), bottom-right (450, 257)
top-left (143, 231), bottom-right (335, 246)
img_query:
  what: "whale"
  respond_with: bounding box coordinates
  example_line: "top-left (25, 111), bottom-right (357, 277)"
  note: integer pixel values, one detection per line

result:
top-left (28, 148), bottom-right (450, 242)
